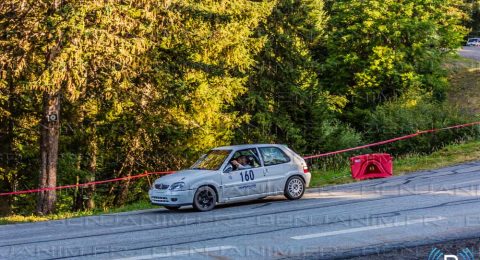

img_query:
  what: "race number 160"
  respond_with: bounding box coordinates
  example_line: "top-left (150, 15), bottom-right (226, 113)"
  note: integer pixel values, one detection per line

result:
top-left (240, 170), bottom-right (255, 182)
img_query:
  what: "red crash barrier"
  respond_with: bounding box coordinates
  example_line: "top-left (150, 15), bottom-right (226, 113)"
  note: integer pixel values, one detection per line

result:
top-left (350, 153), bottom-right (393, 180)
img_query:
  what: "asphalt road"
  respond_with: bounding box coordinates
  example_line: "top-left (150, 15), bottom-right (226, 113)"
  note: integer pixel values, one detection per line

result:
top-left (2, 162), bottom-right (480, 260)
top-left (459, 46), bottom-right (480, 61)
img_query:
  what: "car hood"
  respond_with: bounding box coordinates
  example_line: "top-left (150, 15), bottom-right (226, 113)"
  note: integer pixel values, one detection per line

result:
top-left (153, 169), bottom-right (214, 185)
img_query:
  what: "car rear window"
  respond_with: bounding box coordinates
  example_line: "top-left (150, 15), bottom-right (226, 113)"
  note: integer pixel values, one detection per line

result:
top-left (259, 147), bottom-right (290, 166)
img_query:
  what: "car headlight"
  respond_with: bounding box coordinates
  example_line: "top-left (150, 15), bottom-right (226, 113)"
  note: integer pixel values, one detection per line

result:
top-left (169, 182), bottom-right (186, 191)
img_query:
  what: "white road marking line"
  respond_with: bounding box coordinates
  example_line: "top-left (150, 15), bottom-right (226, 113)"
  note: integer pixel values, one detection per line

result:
top-left (291, 217), bottom-right (446, 240)
top-left (449, 179), bottom-right (480, 186)
top-left (116, 246), bottom-right (237, 260)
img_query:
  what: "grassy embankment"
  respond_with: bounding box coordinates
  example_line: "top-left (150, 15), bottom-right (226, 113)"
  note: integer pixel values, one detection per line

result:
top-left (1, 56), bottom-right (479, 225)
top-left (310, 55), bottom-right (480, 186)
top-left (0, 200), bottom-right (154, 225)
top-left (310, 139), bottom-right (480, 187)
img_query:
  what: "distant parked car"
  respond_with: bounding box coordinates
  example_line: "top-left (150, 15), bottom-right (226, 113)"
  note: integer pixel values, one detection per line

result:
top-left (466, 38), bottom-right (480, 47)
top-left (149, 144), bottom-right (311, 211)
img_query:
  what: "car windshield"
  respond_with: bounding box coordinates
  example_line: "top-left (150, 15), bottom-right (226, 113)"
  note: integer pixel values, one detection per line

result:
top-left (190, 149), bottom-right (232, 170)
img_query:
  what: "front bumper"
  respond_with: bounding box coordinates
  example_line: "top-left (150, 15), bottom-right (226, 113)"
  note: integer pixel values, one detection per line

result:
top-left (148, 189), bottom-right (194, 206)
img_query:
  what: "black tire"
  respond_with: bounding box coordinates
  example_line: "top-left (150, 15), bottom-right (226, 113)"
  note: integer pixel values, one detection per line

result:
top-left (284, 176), bottom-right (305, 200)
top-left (164, 206), bottom-right (180, 211)
top-left (193, 186), bottom-right (216, 211)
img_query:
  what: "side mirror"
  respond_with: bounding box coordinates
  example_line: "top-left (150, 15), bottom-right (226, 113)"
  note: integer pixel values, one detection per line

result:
top-left (223, 165), bottom-right (233, 173)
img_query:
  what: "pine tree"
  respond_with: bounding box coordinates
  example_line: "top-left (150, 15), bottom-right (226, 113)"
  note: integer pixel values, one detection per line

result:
top-left (235, 0), bottom-right (341, 153)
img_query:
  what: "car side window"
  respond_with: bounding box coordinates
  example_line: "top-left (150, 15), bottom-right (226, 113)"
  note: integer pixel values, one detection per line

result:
top-left (229, 148), bottom-right (262, 171)
top-left (259, 147), bottom-right (290, 166)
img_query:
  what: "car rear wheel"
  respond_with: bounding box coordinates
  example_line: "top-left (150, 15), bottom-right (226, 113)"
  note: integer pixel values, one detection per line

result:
top-left (193, 186), bottom-right (216, 211)
top-left (284, 176), bottom-right (305, 200)
top-left (164, 206), bottom-right (180, 211)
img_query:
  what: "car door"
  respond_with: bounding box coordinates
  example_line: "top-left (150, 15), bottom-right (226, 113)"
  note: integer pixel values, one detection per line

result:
top-left (259, 146), bottom-right (296, 193)
top-left (221, 148), bottom-right (267, 199)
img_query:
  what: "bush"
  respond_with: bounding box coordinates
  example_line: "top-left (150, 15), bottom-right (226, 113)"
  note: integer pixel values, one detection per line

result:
top-left (310, 120), bottom-right (363, 153)
top-left (306, 119), bottom-right (364, 170)
top-left (364, 90), bottom-right (480, 155)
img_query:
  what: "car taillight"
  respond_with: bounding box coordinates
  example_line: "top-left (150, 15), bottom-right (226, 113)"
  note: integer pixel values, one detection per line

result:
top-left (303, 165), bottom-right (310, 174)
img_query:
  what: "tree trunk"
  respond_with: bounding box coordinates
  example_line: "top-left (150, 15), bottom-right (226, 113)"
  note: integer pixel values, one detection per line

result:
top-left (113, 173), bottom-right (131, 207)
top-left (37, 92), bottom-right (60, 215)
top-left (73, 175), bottom-right (83, 211)
top-left (37, 0), bottom-right (63, 215)
top-left (0, 174), bottom-right (11, 217)
top-left (111, 148), bottom-right (136, 207)
top-left (85, 136), bottom-right (97, 210)
top-left (0, 192), bottom-right (11, 217)
top-left (73, 154), bottom-right (84, 211)
top-left (0, 73), bottom-right (16, 216)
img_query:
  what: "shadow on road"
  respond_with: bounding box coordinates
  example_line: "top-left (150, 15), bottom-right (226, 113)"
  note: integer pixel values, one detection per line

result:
top-left (145, 196), bottom-right (288, 214)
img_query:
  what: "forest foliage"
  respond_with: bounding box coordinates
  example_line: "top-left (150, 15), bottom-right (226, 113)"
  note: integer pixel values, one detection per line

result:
top-left (0, 0), bottom-right (479, 215)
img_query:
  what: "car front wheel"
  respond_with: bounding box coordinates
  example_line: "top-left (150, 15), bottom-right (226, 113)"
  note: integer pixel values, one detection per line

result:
top-left (193, 186), bottom-right (216, 211)
top-left (284, 176), bottom-right (305, 200)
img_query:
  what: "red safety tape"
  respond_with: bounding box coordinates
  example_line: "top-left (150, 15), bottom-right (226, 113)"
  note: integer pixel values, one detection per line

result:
top-left (1, 121), bottom-right (479, 196)
top-left (303, 132), bottom-right (421, 159)
top-left (0, 171), bottom-right (173, 196)
top-left (303, 121), bottom-right (480, 159)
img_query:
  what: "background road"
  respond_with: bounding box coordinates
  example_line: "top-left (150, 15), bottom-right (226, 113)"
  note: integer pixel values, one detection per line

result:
top-left (459, 46), bottom-right (480, 61)
top-left (2, 161), bottom-right (480, 259)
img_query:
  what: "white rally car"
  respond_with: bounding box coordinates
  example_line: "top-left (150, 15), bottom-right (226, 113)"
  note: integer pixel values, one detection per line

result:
top-left (149, 144), bottom-right (311, 211)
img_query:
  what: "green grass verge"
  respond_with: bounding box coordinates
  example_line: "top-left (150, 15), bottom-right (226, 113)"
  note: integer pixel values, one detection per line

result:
top-left (2, 140), bottom-right (480, 225)
top-left (0, 200), bottom-right (155, 225)
top-left (310, 139), bottom-right (480, 187)
top-left (445, 56), bottom-right (480, 115)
